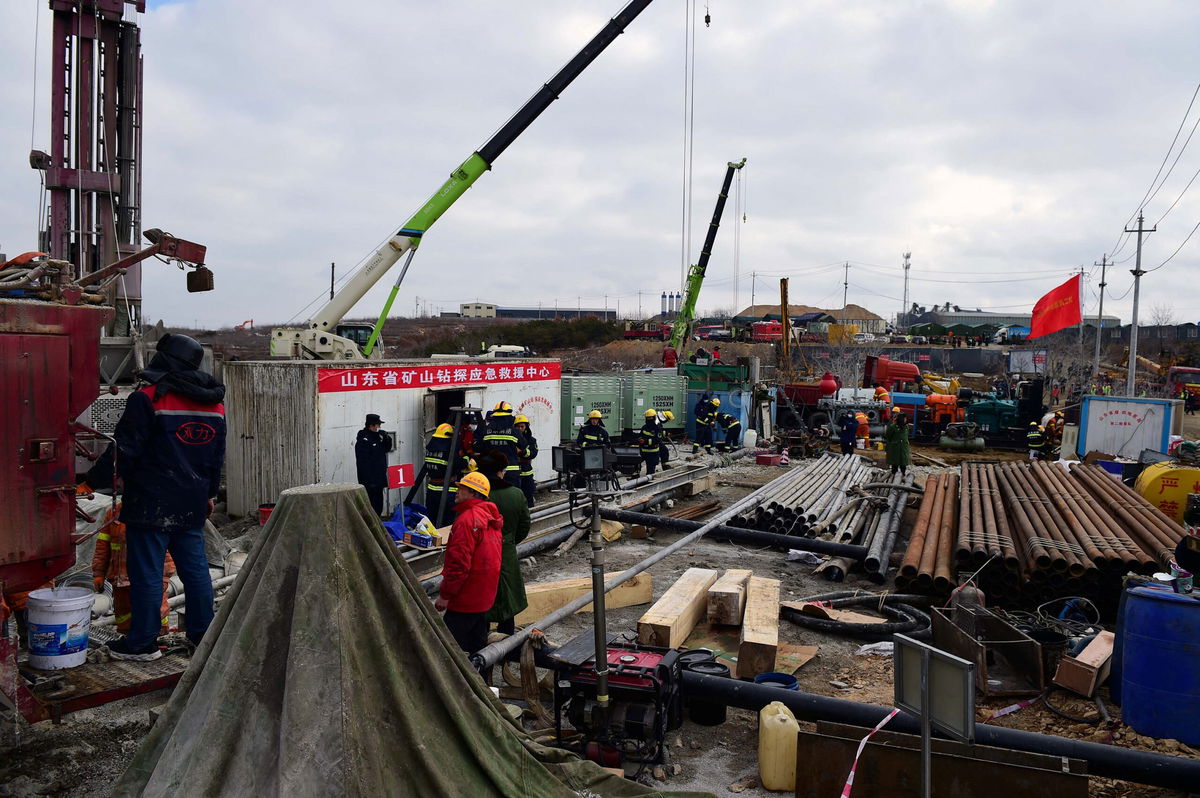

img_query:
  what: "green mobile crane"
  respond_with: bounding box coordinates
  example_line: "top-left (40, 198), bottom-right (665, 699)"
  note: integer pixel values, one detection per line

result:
top-left (272, 0), bottom-right (656, 360)
top-left (668, 158), bottom-right (746, 351)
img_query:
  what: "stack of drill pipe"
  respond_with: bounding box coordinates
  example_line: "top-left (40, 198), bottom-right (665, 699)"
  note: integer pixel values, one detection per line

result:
top-left (730, 455), bottom-right (881, 538)
top-left (895, 472), bottom-right (959, 592)
top-left (1069, 463), bottom-right (1187, 568)
top-left (1032, 462), bottom-right (1156, 574)
top-left (863, 473), bottom-right (913, 583)
top-left (999, 461), bottom-right (1096, 580)
top-left (954, 463), bottom-right (1019, 573)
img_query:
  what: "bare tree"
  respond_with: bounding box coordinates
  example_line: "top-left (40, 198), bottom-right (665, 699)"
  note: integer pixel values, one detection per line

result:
top-left (1150, 303), bottom-right (1177, 327)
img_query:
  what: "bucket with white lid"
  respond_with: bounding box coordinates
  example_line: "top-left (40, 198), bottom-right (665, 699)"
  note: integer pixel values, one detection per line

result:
top-left (27, 586), bottom-right (95, 669)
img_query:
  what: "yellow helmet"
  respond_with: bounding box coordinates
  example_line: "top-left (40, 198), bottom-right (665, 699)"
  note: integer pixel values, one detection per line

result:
top-left (663, 410), bottom-right (675, 421)
top-left (433, 423), bottom-right (454, 439)
top-left (492, 401), bottom-right (513, 413)
top-left (711, 397), bottom-right (721, 407)
top-left (514, 415), bottom-right (529, 425)
top-left (457, 471), bottom-right (490, 497)
top-left (644, 409), bottom-right (658, 418)
top-left (466, 457), bottom-right (478, 473)
top-left (587, 410), bottom-right (603, 419)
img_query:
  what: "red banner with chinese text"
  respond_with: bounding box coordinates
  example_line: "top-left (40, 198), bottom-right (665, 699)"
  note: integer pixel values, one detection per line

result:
top-left (317, 362), bottom-right (562, 393)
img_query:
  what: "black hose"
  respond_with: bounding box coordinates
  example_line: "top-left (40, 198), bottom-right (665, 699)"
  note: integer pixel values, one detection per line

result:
top-left (780, 591), bottom-right (934, 640)
top-left (1043, 687), bottom-right (1100, 725)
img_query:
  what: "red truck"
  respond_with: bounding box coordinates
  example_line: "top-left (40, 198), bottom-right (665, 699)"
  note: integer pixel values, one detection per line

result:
top-left (861, 355), bottom-right (921, 392)
top-left (623, 322), bottom-right (671, 341)
top-left (751, 320), bottom-right (784, 342)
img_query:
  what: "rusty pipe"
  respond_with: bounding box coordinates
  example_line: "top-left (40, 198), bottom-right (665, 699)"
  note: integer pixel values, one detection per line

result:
top-left (900, 473), bottom-right (940, 580)
top-left (932, 472), bottom-right (959, 591)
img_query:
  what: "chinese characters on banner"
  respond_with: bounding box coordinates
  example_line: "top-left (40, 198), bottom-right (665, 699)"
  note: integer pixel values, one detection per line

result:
top-left (317, 362), bottom-right (563, 393)
top-left (1096, 408), bottom-right (1144, 428)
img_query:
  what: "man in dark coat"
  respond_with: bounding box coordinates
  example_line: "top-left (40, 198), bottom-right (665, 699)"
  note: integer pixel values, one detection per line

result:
top-left (82, 333), bottom-right (225, 660)
top-left (355, 413), bottom-right (390, 515)
top-left (836, 411), bottom-right (858, 455)
top-left (480, 401), bottom-right (527, 487)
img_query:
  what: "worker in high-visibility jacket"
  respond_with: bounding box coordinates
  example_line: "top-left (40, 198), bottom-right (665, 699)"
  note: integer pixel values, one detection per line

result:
top-left (1045, 411), bottom-right (1065, 446)
top-left (577, 410), bottom-right (611, 448)
top-left (480, 401), bottom-right (527, 487)
top-left (89, 501), bottom-right (174, 634)
top-left (638, 409), bottom-right (664, 475)
top-left (693, 396), bottom-right (719, 454)
top-left (514, 414), bottom-right (538, 506)
top-left (855, 410), bottom-right (870, 446)
top-left (656, 410), bottom-right (675, 470)
top-left (873, 383), bottom-right (892, 422)
top-left (716, 412), bottom-right (742, 452)
top-left (424, 423), bottom-right (464, 525)
top-left (1026, 421), bottom-right (1047, 461)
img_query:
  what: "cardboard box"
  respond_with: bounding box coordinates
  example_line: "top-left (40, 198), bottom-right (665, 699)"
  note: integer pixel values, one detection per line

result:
top-left (1052, 631), bottom-right (1115, 697)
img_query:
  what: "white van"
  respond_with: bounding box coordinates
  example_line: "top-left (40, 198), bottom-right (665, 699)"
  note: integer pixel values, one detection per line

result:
top-left (852, 332), bottom-right (875, 344)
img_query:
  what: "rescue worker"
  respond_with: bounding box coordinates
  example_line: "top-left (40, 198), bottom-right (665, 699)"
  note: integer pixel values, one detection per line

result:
top-left (423, 423), bottom-right (462, 526)
top-left (577, 410), bottom-right (611, 448)
top-left (873, 383), bottom-right (891, 422)
top-left (480, 453), bottom-right (530, 636)
top-left (92, 507), bottom-right (175, 635)
top-left (355, 413), bottom-right (390, 516)
top-left (836, 411), bottom-right (858, 455)
top-left (480, 401), bottom-right (526, 487)
top-left (656, 410), bottom-right (675, 470)
top-left (883, 409), bottom-right (911, 477)
top-left (1045, 411), bottom-right (1065, 446)
top-left (1027, 421), bottom-right (1047, 461)
top-left (855, 410), bottom-right (870, 447)
top-left (514, 414), bottom-right (538, 506)
top-left (662, 345), bottom-right (678, 368)
top-left (716, 412), bottom-right (742, 452)
top-left (434, 471), bottom-right (503, 654)
top-left (638, 409), bottom-right (664, 474)
top-left (82, 333), bottom-right (225, 660)
top-left (693, 395), bottom-right (719, 453)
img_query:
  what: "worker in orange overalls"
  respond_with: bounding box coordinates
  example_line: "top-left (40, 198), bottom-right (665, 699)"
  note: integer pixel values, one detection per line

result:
top-left (855, 410), bottom-right (870, 448)
top-left (873, 383), bottom-right (892, 422)
top-left (90, 502), bottom-right (175, 634)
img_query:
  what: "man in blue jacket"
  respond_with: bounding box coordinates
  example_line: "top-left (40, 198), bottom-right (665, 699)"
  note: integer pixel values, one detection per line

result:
top-left (83, 334), bottom-right (225, 660)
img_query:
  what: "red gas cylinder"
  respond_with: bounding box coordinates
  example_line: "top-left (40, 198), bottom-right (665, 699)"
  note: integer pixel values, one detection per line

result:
top-left (818, 371), bottom-right (839, 397)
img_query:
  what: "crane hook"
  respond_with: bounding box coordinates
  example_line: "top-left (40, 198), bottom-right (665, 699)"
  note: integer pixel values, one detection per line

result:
top-left (704, 3), bottom-right (711, 27)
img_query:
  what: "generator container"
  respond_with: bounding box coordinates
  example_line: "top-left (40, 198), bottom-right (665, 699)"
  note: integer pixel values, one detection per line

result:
top-left (560, 375), bottom-right (623, 440)
top-left (620, 373), bottom-right (689, 433)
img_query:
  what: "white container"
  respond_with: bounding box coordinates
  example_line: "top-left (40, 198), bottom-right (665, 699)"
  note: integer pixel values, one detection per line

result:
top-left (1077, 396), bottom-right (1182, 459)
top-left (743, 429), bottom-right (759, 449)
top-left (27, 586), bottom-right (95, 669)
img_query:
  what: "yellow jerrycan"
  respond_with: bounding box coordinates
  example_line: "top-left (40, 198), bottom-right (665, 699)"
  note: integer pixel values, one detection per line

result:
top-left (758, 700), bottom-right (799, 791)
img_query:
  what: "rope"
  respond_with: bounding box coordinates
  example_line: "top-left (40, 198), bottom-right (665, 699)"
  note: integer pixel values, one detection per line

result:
top-left (1025, 536), bottom-right (1085, 557)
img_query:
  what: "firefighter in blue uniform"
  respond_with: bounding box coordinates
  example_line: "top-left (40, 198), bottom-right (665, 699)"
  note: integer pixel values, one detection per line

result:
top-left (481, 401), bottom-right (527, 487)
top-left (716, 412), bottom-right (742, 452)
top-left (656, 410), bottom-right (675, 470)
top-left (423, 423), bottom-right (464, 525)
top-left (514, 414), bottom-right (538, 506)
top-left (576, 410), bottom-right (611, 448)
top-left (693, 395), bottom-right (719, 453)
top-left (638, 409), bottom-right (664, 475)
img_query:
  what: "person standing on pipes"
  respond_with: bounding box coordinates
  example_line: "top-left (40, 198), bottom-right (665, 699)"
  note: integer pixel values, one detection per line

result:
top-left (513, 415), bottom-right (538, 507)
top-left (434, 471), bottom-right (503, 654)
top-left (479, 452), bottom-right (530, 636)
top-left (883, 408), bottom-right (911, 477)
top-left (355, 413), bottom-right (390, 516)
top-left (81, 333), bottom-right (225, 661)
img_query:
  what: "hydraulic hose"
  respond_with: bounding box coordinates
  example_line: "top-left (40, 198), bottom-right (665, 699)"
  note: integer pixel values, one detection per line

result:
top-left (779, 591), bottom-right (934, 640)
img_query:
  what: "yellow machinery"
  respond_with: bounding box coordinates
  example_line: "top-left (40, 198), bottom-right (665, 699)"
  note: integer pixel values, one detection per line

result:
top-left (1134, 461), bottom-right (1200, 523)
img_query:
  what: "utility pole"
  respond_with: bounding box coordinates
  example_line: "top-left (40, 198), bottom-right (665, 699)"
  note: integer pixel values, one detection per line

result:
top-left (330, 262), bottom-right (335, 301)
top-left (1093, 254), bottom-right (1108, 378)
top-left (637, 291), bottom-right (642, 319)
top-left (1125, 212), bottom-right (1156, 396)
top-left (751, 271), bottom-right (756, 306)
top-left (843, 262), bottom-right (850, 308)
top-left (901, 252), bottom-right (911, 329)
top-left (1077, 265), bottom-right (1086, 347)
top-left (414, 296), bottom-right (419, 317)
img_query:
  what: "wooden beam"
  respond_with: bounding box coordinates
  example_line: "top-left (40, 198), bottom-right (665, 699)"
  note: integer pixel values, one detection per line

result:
top-left (514, 572), bottom-right (653, 625)
top-left (737, 576), bottom-right (781, 679)
top-left (707, 568), bottom-right (753, 625)
top-left (637, 568), bottom-right (720, 648)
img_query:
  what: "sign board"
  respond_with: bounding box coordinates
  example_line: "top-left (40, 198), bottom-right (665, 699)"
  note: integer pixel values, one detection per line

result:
top-left (1007, 348), bottom-right (1047, 375)
top-left (894, 634), bottom-right (975, 743)
top-left (917, 354), bottom-right (930, 362)
top-left (387, 464), bottom-right (415, 489)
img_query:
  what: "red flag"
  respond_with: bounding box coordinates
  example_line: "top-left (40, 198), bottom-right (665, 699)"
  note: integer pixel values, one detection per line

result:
top-left (1029, 274), bottom-right (1081, 338)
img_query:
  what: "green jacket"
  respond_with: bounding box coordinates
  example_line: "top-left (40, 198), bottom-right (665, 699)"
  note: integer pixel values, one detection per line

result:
top-left (485, 479), bottom-right (531, 622)
top-left (883, 421), bottom-right (911, 467)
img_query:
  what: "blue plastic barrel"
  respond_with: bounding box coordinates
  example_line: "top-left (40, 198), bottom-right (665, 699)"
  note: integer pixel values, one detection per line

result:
top-left (1120, 586), bottom-right (1200, 745)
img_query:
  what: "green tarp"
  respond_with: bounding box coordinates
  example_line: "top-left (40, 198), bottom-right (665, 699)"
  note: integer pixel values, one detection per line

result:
top-left (114, 483), bottom-right (711, 798)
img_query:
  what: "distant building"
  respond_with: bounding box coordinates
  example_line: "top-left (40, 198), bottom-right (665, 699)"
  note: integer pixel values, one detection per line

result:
top-left (905, 305), bottom-right (1122, 329)
top-left (736, 303), bottom-right (886, 334)
top-left (459, 302), bottom-right (615, 321)
top-left (1104, 323), bottom-right (1200, 346)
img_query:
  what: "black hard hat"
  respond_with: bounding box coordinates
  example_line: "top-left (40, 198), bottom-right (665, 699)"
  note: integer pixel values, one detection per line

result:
top-left (366, 413), bottom-right (384, 426)
top-left (155, 333), bottom-right (204, 370)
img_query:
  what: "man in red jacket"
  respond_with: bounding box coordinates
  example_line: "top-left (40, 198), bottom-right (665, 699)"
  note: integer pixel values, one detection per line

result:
top-left (434, 471), bottom-right (503, 653)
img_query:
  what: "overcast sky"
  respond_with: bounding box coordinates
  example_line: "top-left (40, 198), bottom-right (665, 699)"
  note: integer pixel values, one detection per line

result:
top-left (3, 0), bottom-right (1200, 329)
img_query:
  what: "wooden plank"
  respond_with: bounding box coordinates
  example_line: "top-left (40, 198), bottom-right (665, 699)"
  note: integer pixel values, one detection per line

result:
top-left (737, 576), bottom-right (781, 678)
top-left (637, 568), bottom-right (721, 648)
top-left (707, 568), bottom-right (753, 625)
top-left (514, 572), bottom-right (653, 625)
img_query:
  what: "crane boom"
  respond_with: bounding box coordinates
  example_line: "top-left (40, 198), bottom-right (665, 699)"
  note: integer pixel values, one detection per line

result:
top-left (272, 0), bottom-right (656, 360)
top-left (669, 158), bottom-right (746, 350)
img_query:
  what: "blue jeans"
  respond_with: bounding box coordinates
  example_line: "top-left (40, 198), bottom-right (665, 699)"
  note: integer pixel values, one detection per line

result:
top-left (126, 524), bottom-right (214, 649)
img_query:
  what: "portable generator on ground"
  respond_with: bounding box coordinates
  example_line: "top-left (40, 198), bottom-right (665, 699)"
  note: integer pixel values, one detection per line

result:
top-left (553, 643), bottom-right (683, 766)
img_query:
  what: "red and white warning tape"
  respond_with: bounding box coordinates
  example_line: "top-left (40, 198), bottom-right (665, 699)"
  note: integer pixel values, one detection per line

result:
top-left (841, 708), bottom-right (900, 797)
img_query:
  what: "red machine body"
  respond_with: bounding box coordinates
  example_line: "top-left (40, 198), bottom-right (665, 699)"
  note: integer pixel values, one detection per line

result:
top-left (862, 354), bottom-right (921, 391)
top-left (1, 300), bottom-right (112, 594)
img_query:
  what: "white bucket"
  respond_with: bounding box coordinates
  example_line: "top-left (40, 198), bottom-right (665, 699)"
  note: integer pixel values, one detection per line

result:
top-left (27, 586), bottom-right (95, 669)
top-left (744, 429), bottom-right (759, 449)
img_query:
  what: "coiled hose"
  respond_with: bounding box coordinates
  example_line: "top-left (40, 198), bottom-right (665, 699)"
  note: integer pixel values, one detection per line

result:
top-left (781, 590), bottom-right (934, 640)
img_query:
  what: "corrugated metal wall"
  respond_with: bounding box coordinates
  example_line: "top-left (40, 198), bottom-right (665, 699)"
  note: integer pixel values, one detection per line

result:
top-left (225, 362), bottom-right (318, 516)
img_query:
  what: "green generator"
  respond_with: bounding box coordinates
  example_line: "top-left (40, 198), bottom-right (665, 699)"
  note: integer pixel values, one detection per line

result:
top-left (560, 376), bottom-right (624, 440)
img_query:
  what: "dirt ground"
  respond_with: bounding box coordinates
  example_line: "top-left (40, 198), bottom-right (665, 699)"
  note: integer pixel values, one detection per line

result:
top-left (2, 458), bottom-right (1196, 796)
